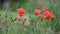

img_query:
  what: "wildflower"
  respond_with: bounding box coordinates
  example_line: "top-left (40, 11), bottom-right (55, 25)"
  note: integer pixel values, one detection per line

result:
top-left (42, 6), bottom-right (48, 11)
top-left (40, 14), bottom-right (46, 20)
top-left (44, 10), bottom-right (55, 20)
top-left (34, 9), bottom-right (41, 15)
top-left (17, 8), bottom-right (25, 17)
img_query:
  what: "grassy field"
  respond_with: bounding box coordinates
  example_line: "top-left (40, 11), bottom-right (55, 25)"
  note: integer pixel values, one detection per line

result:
top-left (0, 0), bottom-right (60, 34)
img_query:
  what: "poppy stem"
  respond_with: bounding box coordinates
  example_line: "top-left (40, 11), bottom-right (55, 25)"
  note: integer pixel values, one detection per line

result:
top-left (33, 15), bottom-right (37, 34)
top-left (22, 19), bottom-right (26, 34)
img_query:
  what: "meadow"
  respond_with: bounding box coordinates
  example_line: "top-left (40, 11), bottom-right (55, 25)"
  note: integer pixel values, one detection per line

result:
top-left (0, 0), bottom-right (60, 34)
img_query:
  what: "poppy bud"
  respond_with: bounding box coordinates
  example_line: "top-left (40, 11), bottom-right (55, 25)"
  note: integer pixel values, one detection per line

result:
top-left (34, 9), bottom-right (41, 15)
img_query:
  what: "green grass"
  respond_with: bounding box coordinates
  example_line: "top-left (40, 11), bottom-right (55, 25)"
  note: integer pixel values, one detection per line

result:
top-left (0, 10), bottom-right (57, 34)
top-left (0, 0), bottom-right (60, 34)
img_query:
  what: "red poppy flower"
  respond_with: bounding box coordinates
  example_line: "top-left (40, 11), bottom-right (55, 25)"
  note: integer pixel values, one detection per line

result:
top-left (42, 6), bottom-right (48, 11)
top-left (34, 9), bottom-right (41, 15)
top-left (17, 8), bottom-right (25, 17)
top-left (44, 10), bottom-right (55, 20)
top-left (40, 14), bottom-right (46, 20)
